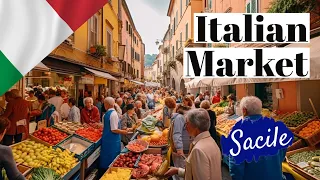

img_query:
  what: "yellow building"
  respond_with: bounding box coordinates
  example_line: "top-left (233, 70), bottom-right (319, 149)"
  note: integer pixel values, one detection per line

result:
top-left (30, 1), bottom-right (123, 101)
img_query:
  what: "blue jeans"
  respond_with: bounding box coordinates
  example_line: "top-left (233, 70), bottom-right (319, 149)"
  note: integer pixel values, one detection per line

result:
top-left (2, 134), bottom-right (22, 146)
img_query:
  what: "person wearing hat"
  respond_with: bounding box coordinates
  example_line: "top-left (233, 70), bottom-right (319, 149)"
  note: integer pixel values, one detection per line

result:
top-left (120, 104), bottom-right (139, 145)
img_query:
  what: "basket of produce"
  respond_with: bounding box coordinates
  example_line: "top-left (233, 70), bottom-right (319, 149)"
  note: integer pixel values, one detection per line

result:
top-left (282, 111), bottom-right (315, 130)
top-left (126, 139), bottom-right (149, 153)
top-left (138, 129), bottom-right (169, 148)
top-left (53, 121), bottom-right (84, 134)
top-left (287, 136), bottom-right (307, 152)
top-left (11, 140), bottom-right (79, 176)
top-left (294, 119), bottom-right (320, 146)
top-left (286, 147), bottom-right (320, 179)
top-left (110, 152), bottom-right (141, 168)
top-left (29, 167), bottom-right (61, 180)
top-left (100, 167), bottom-right (132, 180)
top-left (56, 134), bottom-right (95, 161)
top-left (31, 127), bottom-right (70, 146)
top-left (75, 125), bottom-right (103, 147)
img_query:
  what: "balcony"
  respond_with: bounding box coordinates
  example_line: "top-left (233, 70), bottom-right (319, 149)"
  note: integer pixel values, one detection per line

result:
top-left (184, 38), bottom-right (206, 48)
top-left (175, 46), bottom-right (183, 65)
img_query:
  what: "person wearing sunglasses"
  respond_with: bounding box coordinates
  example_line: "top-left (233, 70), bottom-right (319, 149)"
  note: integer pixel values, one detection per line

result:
top-left (165, 108), bottom-right (222, 180)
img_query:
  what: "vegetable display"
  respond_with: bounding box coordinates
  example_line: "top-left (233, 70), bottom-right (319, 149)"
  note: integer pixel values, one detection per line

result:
top-left (298, 120), bottom-right (320, 138)
top-left (32, 128), bottom-right (69, 145)
top-left (288, 150), bottom-right (320, 178)
top-left (76, 126), bottom-right (102, 142)
top-left (2, 169), bottom-right (8, 180)
top-left (126, 140), bottom-right (148, 153)
top-left (30, 167), bottom-right (61, 180)
top-left (283, 112), bottom-right (314, 127)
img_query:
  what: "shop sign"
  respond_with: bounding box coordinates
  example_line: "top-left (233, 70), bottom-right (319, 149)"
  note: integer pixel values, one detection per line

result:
top-left (80, 75), bottom-right (94, 84)
top-left (86, 146), bottom-right (101, 168)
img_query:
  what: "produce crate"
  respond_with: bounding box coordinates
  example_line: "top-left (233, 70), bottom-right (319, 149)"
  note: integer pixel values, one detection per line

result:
top-left (286, 147), bottom-right (320, 180)
top-left (283, 111), bottom-right (316, 131)
top-left (56, 134), bottom-right (95, 161)
top-left (287, 139), bottom-right (307, 152)
top-left (109, 152), bottom-right (141, 168)
top-left (101, 167), bottom-right (133, 180)
top-left (293, 119), bottom-right (320, 146)
top-left (62, 162), bottom-right (81, 180)
top-left (17, 164), bottom-right (33, 176)
top-left (30, 126), bottom-right (71, 147)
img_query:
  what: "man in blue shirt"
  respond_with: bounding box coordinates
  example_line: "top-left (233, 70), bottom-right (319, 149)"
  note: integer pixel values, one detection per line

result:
top-left (229, 96), bottom-right (286, 180)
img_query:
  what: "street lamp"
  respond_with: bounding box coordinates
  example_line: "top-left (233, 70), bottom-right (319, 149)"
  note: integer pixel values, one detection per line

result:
top-left (155, 39), bottom-right (164, 45)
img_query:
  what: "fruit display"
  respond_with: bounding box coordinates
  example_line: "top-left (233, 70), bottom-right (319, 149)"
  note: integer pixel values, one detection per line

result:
top-left (32, 128), bottom-right (69, 145)
top-left (138, 129), bottom-right (168, 147)
top-left (100, 168), bottom-right (132, 180)
top-left (283, 111), bottom-right (314, 127)
top-left (112, 152), bottom-right (140, 168)
top-left (126, 140), bottom-right (148, 153)
top-left (272, 112), bottom-right (290, 121)
top-left (132, 154), bottom-right (164, 178)
top-left (30, 167), bottom-right (61, 180)
top-left (54, 121), bottom-right (83, 134)
top-left (75, 126), bottom-right (102, 142)
top-left (12, 140), bottom-right (78, 175)
top-left (288, 150), bottom-right (320, 178)
top-left (216, 114), bottom-right (229, 126)
top-left (216, 120), bottom-right (237, 135)
top-left (211, 107), bottom-right (225, 116)
top-left (150, 136), bottom-right (168, 147)
top-left (298, 120), bottom-right (320, 138)
top-left (132, 163), bottom-right (150, 179)
top-left (261, 108), bottom-right (272, 117)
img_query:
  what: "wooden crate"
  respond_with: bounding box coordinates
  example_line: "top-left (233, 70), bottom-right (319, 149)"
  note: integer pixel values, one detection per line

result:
top-left (102, 167), bottom-right (133, 180)
top-left (293, 119), bottom-right (320, 146)
top-left (286, 147), bottom-right (320, 180)
top-left (287, 139), bottom-right (307, 152)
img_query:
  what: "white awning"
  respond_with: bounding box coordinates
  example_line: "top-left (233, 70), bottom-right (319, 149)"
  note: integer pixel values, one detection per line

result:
top-left (130, 80), bottom-right (144, 85)
top-left (145, 81), bottom-right (160, 87)
top-left (33, 62), bottom-right (50, 71)
top-left (84, 67), bottom-right (118, 81)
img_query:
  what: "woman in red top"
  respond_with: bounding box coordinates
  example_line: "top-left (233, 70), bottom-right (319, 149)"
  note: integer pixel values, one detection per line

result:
top-left (211, 90), bottom-right (221, 104)
top-left (81, 97), bottom-right (100, 124)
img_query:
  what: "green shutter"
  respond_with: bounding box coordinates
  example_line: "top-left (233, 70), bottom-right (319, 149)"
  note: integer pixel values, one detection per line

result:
top-left (246, 3), bottom-right (251, 13)
top-left (251, 0), bottom-right (257, 13)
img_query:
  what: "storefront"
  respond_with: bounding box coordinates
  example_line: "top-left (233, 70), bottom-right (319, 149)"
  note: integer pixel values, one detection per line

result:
top-left (255, 83), bottom-right (273, 110)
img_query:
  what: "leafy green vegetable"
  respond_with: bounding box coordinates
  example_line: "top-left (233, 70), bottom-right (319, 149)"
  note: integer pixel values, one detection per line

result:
top-left (31, 167), bottom-right (61, 180)
top-left (2, 169), bottom-right (8, 180)
top-left (268, 0), bottom-right (316, 13)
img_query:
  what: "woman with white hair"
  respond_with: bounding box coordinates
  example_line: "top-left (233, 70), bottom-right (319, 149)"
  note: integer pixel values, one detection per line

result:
top-left (80, 97), bottom-right (100, 124)
top-left (228, 96), bottom-right (286, 180)
top-left (165, 108), bottom-right (222, 180)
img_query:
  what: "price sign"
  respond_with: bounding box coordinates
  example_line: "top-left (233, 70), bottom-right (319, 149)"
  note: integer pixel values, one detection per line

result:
top-left (37, 120), bottom-right (47, 130)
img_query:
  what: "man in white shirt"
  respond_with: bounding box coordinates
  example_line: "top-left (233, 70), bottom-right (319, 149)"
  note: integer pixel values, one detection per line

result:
top-left (68, 98), bottom-right (80, 123)
top-left (114, 98), bottom-right (123, 118)
top-left (60, 102), bottom-right (71, 120)
top-left (48, 89), bottom-right (64, 115)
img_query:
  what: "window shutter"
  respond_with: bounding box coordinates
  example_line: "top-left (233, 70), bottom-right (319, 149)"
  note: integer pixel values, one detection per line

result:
top-left (251, 0), bottom-right (258, 13)
top-left (246, 3), bottom-right (251, 13)
top-left (185, 23), bottom-right (188, 41)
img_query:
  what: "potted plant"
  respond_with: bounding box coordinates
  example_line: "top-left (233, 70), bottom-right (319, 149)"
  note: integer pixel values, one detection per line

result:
top-left (89, 45), bottom-right (107, 58)
top-left (90, 46), bottom-right (96, 54)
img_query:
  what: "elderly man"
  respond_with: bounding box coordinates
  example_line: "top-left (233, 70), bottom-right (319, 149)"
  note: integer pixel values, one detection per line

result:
top-left (228, 96), bottom-right (286, 180)
top-left (165, 108), bottom-right (222, 180)
top-left (80, 97), bottom-right (100, 124)
top-left (100, 97), bottom-right (130, 177)
top-left (134, 100), bottom-right (145, 119)
top-left (115, 97), bottom-right (123, 117)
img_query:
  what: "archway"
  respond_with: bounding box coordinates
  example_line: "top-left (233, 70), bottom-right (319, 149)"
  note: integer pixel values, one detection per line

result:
top-left (180, 79), bottom-right (186, 94)
top-left (172, 78), bottom-right (176, 90)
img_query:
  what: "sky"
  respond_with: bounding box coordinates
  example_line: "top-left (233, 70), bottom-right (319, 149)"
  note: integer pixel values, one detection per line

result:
top-left (126, 0), bottom-right (170, 54)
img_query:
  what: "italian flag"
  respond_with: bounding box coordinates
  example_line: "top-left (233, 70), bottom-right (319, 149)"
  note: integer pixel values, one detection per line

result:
top-left (0, 0), bottom-right (108, 95)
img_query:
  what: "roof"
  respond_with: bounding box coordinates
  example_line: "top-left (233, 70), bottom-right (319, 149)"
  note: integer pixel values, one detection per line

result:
top-left (167, 0), bottom-right (175, 16)
top-left (122, 0), bottom-right (143, 42)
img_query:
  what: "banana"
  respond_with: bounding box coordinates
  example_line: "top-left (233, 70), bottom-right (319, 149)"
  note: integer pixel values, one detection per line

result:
top-left (155, 159), bottom-right (169, 176)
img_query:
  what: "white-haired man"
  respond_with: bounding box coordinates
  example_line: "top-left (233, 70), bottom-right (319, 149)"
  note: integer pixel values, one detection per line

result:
top-left (228, 96), bottom-right (286, 180)
top-left (115, 97), bottom-right (123, 118)
top-left (165, 108), bottom-right (222, 180)
top-left (80, 97), bottom-right (100, 124)
top-left (99, 97), bottom-right (131, 176)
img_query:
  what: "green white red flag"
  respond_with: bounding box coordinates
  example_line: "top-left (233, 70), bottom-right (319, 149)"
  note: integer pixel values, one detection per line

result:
top-left (0, 0), bottom-right (108, 95)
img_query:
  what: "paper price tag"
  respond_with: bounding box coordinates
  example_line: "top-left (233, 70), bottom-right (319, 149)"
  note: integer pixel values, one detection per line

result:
top-left (16, 119), bottom-right (26, 126)
top-left (37, 120), bottom-right (47, 130)
top-left (296, 162), bottom-right (309, 169)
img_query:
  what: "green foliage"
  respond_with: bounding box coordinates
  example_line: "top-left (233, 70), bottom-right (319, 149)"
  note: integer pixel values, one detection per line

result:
top-left (144, 54), bottom-right (157, 66)
top-left (90, 45), bottom-right (107, 58)
top-left (268, 0), bottom-right (316, 13)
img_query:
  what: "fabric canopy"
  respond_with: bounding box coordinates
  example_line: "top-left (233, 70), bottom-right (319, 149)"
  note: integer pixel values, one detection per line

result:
top-left (33, 62), bottom-right (50, 71)
top-left (130, 80), bottom-right (144, 85)
top-left (145, 81), bottom-right (160, 87)
top-left (84, 67), bottom-right (118, 81)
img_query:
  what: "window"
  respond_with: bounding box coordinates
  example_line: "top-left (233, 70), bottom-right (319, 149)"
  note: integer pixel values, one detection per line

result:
top-left (175, 11), bottom-right (178, 29)
top-left (208, 43), bottom-right (212, 47)
top-left (137, 70), bottom-right (139, 78)
top-left (180, 32), bottom-right (182, 48)
top-left (89, 15), bottom-right (98, 46)
top-left (176, 40), bottom-right (178, 50)
top-left (126, 21), bottom-right (128, 31)
top-left (129, 25), bottom-right (131, 35)
top-left (186, 0), bottom-right (190, 6)
top-left (160, 66), bottom-right (162, 73)
top-left (173, 18), bottom-right (175, 33)
top-left (180, 0), bottom-right (182, 17)
top-left (209, 0), bottom-right (212, 9)
top-left (172, 46), bottom-right (175, 58)
top-left (185, 23), bottom-right (188, 41)
top-left (246, 0), bottom-right (258, 13)
top-left (106, 29), bottom-right (112, 57)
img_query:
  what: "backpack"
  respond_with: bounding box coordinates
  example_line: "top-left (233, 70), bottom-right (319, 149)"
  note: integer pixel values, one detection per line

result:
top-left (37, 103), bottom-right (56, 126)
